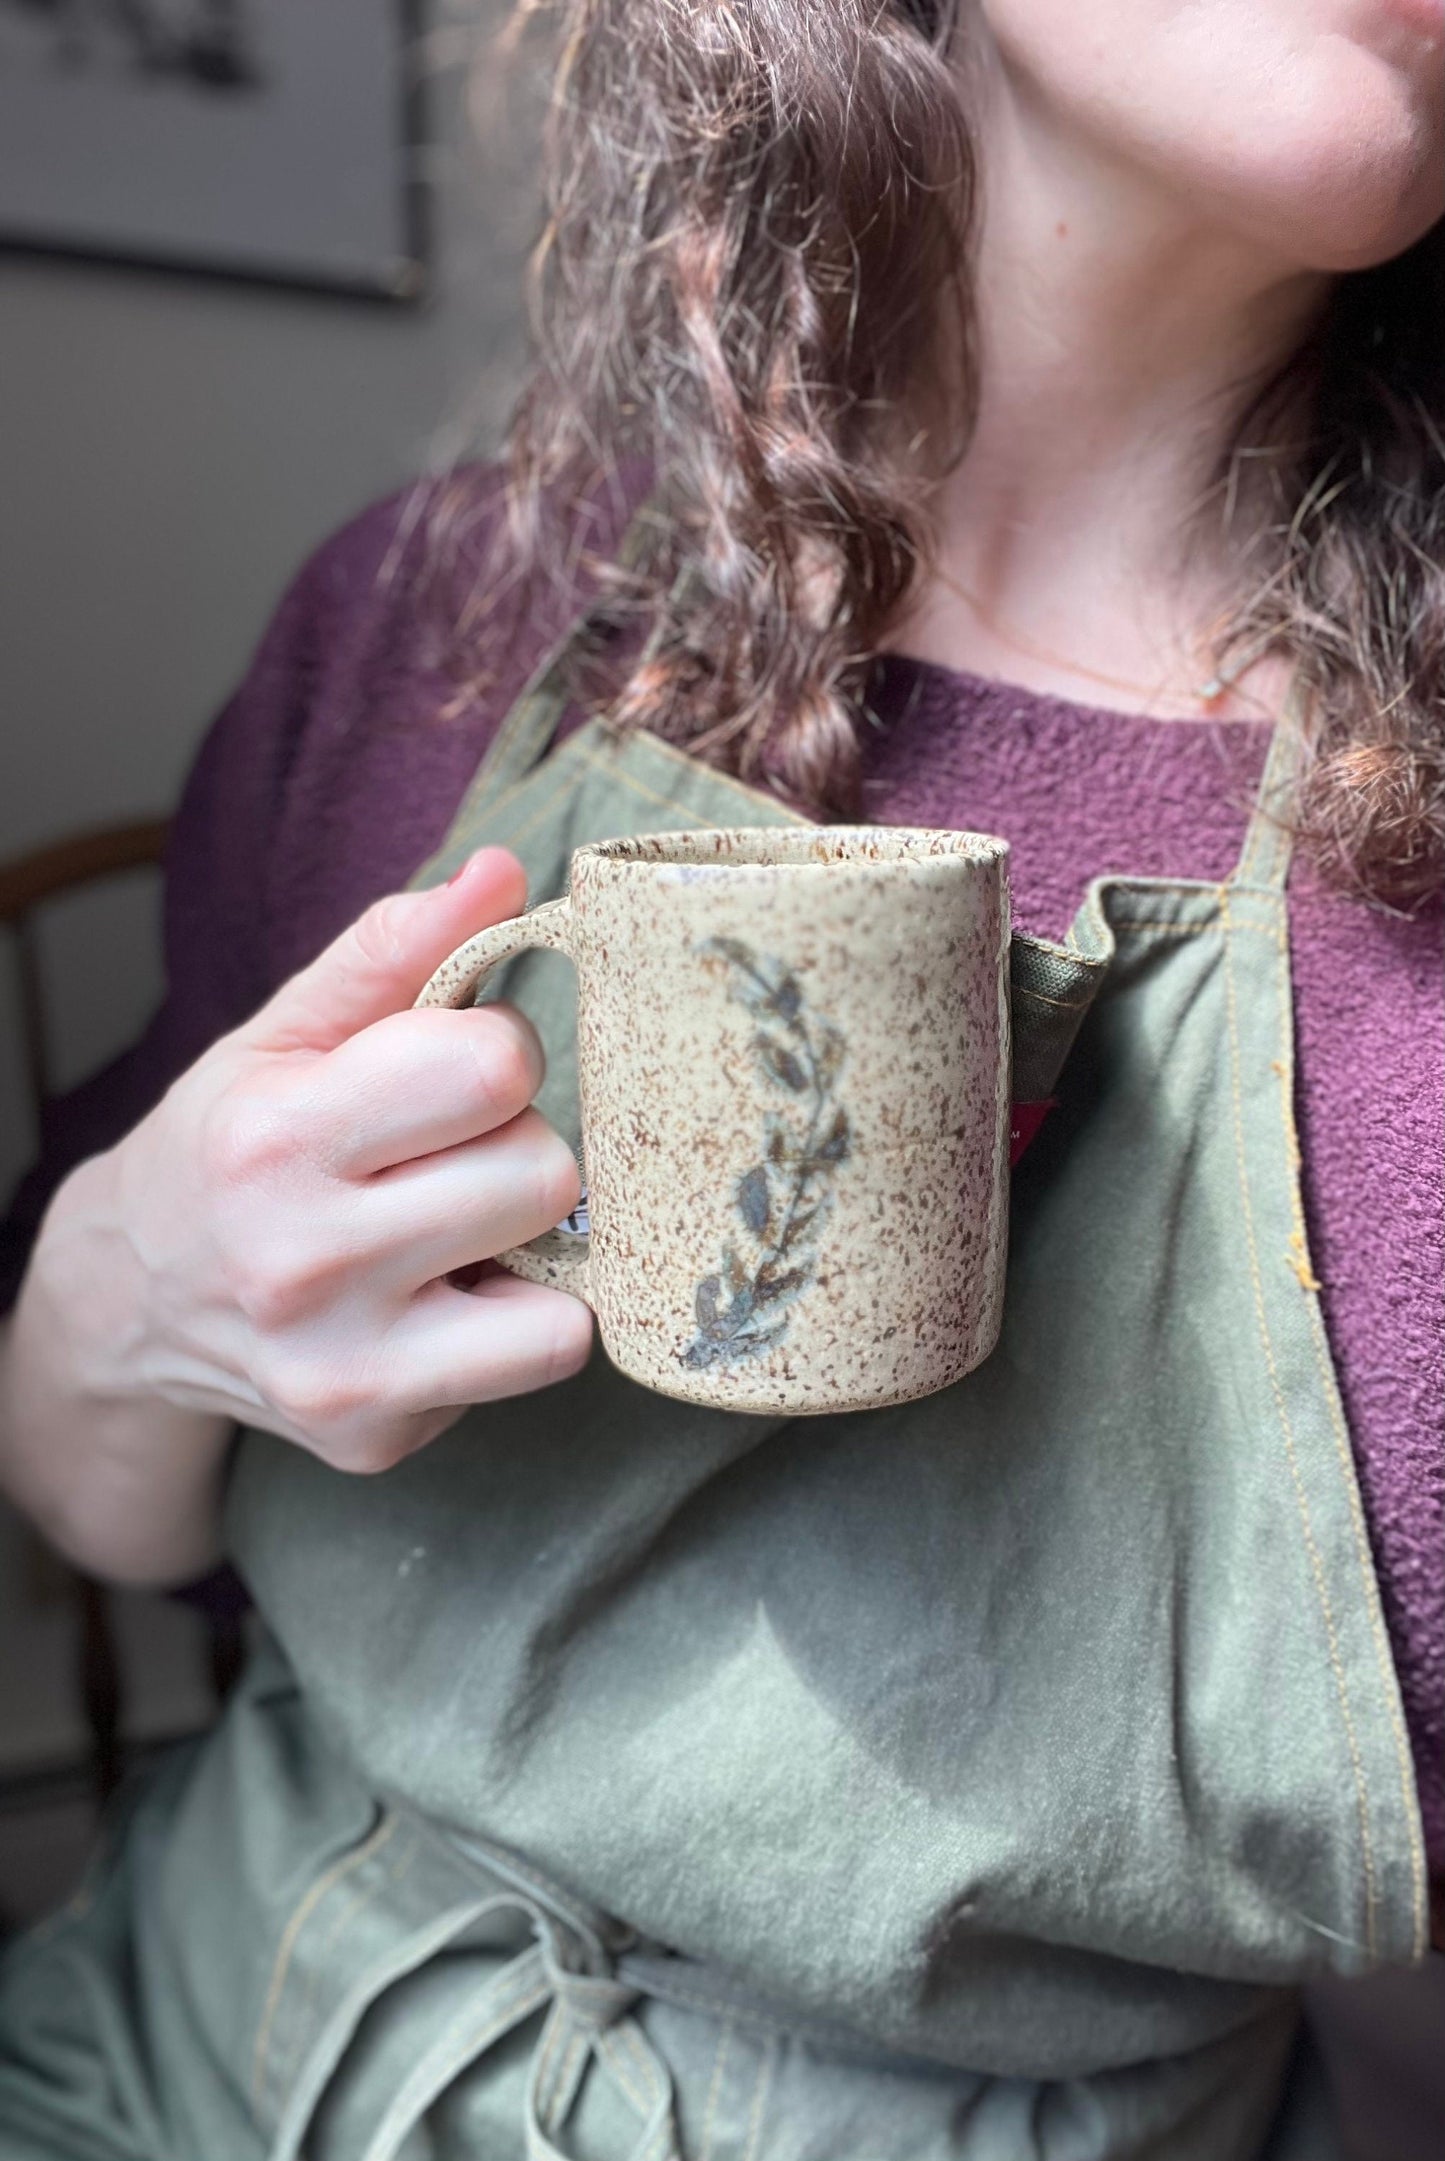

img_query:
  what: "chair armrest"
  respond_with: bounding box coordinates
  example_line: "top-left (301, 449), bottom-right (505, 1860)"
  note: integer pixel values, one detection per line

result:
top-left (0, 820), bottom-right (170, 925)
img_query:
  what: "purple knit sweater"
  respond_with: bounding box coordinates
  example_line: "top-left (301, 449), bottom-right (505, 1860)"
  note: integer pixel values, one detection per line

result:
top-left (5, 480), bottom-right (1441, 1893)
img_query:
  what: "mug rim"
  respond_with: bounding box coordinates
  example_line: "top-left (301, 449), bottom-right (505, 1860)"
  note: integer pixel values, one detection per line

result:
top-left (572, 824), bottom-right (1010, 880)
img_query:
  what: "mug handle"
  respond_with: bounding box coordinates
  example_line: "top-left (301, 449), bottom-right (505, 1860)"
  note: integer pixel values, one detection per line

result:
top-left (413, 898), bottom-right (591, 1302)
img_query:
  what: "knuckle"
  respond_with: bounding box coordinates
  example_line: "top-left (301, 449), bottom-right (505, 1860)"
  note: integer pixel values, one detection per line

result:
top-left (201, 1086), bottom-right (292, 1189)
top-left (232, 1235), bottom-right (345, 1333)
top-left (350, 894), bottom-right (412, 975)
top-left (315, 1426), bottom-right (412, 1477)
top-left (229, 1254), bottom-right (283, 1332)
top-left (351, 1411), bottom-right (451, 1474)
top-left (261, 1348), bottom-right (377, 1440)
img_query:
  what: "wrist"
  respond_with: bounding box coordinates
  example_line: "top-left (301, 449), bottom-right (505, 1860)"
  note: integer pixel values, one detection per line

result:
top-left (25, 1144), bottom-right (156, 1410)
top-left (3, 1147), bottom-right (230, 1584)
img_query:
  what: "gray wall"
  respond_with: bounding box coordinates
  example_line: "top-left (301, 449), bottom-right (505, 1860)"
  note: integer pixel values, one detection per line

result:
top-left (0, 30), bottom-right (537, 1201)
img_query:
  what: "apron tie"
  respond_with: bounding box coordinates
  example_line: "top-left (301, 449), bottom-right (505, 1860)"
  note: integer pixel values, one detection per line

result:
top-left (525, 1931), bottom-right (675, 2161)
top-left (266, 1826), bottom-right (680, 2161)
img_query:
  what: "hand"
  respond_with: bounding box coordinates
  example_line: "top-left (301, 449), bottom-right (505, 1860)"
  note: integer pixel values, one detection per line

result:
top-left (56, 848), bottom-right (593, 1475)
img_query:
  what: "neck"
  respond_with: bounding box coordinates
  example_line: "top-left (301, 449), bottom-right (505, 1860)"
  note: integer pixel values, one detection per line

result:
top-left (897, 54), bottom-right (1331, 716)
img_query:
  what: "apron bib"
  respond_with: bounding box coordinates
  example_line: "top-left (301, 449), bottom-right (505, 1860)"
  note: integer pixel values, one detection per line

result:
top-left (0, 622), bottom-right (1426, 2161)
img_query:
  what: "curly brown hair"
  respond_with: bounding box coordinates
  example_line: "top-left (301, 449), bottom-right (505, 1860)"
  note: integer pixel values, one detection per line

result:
top-left (440, 0), bottom-right (1445, 909)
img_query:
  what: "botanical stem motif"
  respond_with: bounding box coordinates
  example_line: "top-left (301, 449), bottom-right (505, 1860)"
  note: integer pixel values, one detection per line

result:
top-left (680, 937), bottom-right (850, 1371)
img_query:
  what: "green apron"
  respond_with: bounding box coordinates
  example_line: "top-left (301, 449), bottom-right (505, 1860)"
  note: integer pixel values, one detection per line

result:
top-left (0, 621), bottom-right (1427, 2161)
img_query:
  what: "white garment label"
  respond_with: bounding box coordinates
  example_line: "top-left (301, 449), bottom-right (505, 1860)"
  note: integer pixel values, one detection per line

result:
top-left (556, 1186), bottom-right (590, 1236)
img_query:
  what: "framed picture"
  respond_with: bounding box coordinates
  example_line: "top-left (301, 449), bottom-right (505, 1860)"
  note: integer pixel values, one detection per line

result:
top-left (0, 1), bottom-right (427, 301)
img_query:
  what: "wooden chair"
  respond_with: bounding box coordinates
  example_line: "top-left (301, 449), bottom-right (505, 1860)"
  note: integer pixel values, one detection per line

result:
top-left (1, 818), bottom-right (241, 1802)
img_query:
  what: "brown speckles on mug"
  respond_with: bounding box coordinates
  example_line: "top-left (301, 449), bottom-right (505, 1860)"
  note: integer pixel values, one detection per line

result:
top-left (416, 826), bottom-right (1012, 1415)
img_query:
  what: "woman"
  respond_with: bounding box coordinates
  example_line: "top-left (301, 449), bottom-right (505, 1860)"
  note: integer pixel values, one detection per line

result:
top-left (1, 3), bottom-right (1441, 2156)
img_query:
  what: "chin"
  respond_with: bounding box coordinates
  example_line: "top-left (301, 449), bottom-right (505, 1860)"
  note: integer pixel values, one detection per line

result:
top-left (987, 1), bottom-right (1445, 273)
top-left (1198, 49), bottom-right (1445, 272)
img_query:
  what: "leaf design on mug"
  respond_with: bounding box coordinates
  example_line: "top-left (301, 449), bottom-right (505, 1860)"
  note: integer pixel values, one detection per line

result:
top-left (680, 939), bottom-right (851, 1372)
top-left (754, 1037), bottom-right (808, 1092)
top-left (736, 1164), bottom-right (772, 1237)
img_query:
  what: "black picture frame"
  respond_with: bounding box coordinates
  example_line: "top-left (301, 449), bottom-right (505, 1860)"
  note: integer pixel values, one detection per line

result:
top-left (0, 1), bottom-right (430, 306)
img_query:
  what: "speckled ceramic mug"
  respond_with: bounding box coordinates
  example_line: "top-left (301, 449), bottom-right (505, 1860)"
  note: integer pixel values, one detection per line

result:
top-left (417, 828), bottom-right (1012, 1415)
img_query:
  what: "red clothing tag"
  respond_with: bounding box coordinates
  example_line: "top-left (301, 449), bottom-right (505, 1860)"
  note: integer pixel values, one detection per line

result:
top-left (1009, 1100), bottom-right (1056, 1167)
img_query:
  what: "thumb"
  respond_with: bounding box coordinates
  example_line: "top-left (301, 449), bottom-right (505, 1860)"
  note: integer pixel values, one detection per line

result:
top-left (246, 847), bottom-right (529, 1053)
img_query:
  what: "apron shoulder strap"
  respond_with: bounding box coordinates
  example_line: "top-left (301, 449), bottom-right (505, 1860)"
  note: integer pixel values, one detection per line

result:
top-left (465, 606), bottom-right (608, 815)
top-left (464, 503), bottom-right (667, 818)
top-left (1229, 679), bottom-right (1311, 893)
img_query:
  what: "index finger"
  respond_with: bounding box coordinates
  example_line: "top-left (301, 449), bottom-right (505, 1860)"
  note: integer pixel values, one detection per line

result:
top-left (297, 1001), bottom-right (547, 1178)
top-left (245, 848), bottom-right (528, 1055)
